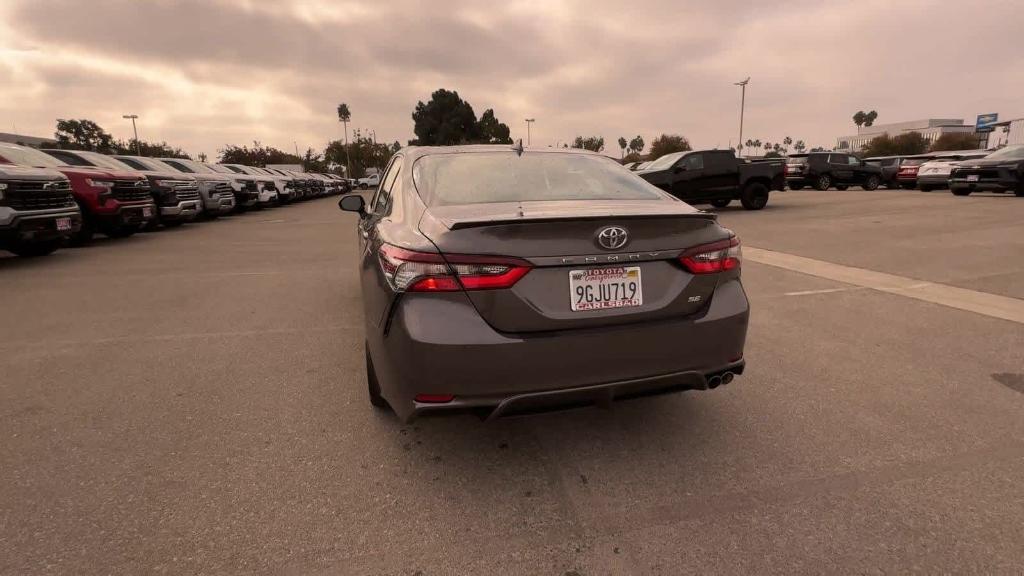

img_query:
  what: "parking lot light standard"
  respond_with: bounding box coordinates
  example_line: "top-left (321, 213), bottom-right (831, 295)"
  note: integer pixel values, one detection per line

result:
top-left (122, 114), bottom-right (140, 155)
top-left (734, 78), bottom-right (749, 158)
top-left (525, 118), bottom-right (535, 146)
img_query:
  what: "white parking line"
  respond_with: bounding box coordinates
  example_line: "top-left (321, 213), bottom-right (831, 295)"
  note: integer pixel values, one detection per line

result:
top-left (784, 287), bottom-right (857, 297)
top-left (747, 247), bottom-right (1024, 325)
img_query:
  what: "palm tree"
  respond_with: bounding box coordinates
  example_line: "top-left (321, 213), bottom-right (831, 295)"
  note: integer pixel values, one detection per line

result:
top-left (337, 103), bottom-right (352, 178)
top-left (763, 142), bottom-right (771, 156)
top-left (864, 110), bottom-right (878, 127)
top-left (618, 136), bottom-right (628, 159)
top-left (794, 140), bottom-right (806, 153)
top-left (853, 111), bottom-right (866, 128)
top-left (783, 136), bottom-right (793, 153)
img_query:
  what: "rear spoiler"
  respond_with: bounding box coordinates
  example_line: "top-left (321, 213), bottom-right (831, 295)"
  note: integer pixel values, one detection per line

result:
top-left (446, 211), bottom-right (716, 230)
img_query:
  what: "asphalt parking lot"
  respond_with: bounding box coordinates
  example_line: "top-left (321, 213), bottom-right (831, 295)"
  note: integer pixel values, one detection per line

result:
top-left (2, 190), bottom-right (1023, 574)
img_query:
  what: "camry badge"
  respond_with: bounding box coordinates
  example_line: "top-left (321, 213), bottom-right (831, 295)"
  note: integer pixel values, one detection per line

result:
top-left (596, 226), bottom-right (629, 250)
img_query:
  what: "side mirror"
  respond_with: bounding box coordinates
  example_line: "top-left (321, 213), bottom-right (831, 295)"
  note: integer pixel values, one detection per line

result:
top-left (338, 194), bottom-right (366, 215)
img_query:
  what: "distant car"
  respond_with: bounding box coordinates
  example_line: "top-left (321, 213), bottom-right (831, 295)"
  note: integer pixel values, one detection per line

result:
top-left (205, 163), bottom-right (276, 208)
top-left (635, 150), bottom-right (784, 210)
top-left (634, 161), bottom-right (652, 171)
top-left (916, 151), bottom-right (989, 191)
top-left (863, 156), bottom-right (905, 189)
top-left (221, 164), bottom-right (289, 205)
top-left (356, 173), bottom-right (380, 189)
top-left (42, 149), bottom-right (202, 229)
top-left (895, 155), bottom-right (937, 189)
top-left (949, 144), bottom-right (1024, 197)
top-left (115, 156), bottom-right (236, 217)
top-left (337, 144), bottom-right (748, 422)
top-left (785, 152), bottom-right (882, 191)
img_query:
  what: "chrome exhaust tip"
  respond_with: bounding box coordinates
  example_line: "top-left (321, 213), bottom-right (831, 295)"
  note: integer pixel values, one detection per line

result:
top-left (721, 372), bottom-right (735, 385)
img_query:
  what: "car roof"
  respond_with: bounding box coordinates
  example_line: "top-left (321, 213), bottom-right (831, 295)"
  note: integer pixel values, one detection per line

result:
top-left (398, 144), bottom-right (604, 162)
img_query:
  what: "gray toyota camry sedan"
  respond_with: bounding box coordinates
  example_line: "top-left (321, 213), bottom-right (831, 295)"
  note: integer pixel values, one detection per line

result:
top-left (339, 144), bottom-right (749, 421)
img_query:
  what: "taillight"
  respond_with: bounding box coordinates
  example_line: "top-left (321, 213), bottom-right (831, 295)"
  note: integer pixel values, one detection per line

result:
top-left (679, 236), bottom-right (741, 274)
top-left (414, 394), bottom-right (455, 403)
top-left (378, 244), bottom-right (531, 292)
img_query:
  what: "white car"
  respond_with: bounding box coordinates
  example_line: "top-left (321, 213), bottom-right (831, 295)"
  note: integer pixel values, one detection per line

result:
top-left (356, 173), bottom-right (380, 189)
top-left (916, 151), bottom-right (989, 191)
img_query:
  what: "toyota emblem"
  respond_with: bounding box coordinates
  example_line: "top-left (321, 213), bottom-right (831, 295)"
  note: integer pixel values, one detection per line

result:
top-left (596, 226), bottom-right (629, 250)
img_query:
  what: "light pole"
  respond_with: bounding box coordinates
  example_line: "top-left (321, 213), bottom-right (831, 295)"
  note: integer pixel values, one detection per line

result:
top-left (734, 78), bottom-right (749, 157)
top-left (524, 118), bottom-right (535, 146)
top-left (122, 114), bottom-right (140, 155)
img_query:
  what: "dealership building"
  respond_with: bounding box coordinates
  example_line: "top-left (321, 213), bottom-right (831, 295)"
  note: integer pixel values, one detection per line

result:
top-left (983, 118), bottom-right (1024, 147)
top-left (835, 119), bottom-right (976, 151)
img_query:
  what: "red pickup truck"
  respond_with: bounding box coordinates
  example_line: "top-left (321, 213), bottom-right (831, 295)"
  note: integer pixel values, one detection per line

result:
top-left (0, 143), bottom-right (156, 244)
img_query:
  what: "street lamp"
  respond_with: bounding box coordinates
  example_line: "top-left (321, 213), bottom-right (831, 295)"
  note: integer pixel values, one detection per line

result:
top-left (524, 118), bottom-right (535, 146)
top-left (734, 78), bottom-right (749, 157)
top-left (122, 114), bottom-right (140, 155)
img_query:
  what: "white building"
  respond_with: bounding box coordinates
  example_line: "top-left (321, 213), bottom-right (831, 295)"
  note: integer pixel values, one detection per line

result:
top-left (836, 119), bottom-right (975, 151)
top-left (984, 118), bottom-right (1024, 148)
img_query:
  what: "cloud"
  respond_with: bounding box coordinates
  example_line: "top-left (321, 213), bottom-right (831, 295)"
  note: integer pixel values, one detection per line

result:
top-left (1, 0), bottom-right (1022, 157)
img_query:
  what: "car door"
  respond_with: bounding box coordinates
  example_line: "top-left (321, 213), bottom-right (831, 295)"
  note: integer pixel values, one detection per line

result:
top-left (829, 153), bottom-right (854, 184)
top-left (359, 156), bottom-right (402, 330)
top-left (670, 153), bottom-right (706, 200)
top-left (846, 155), bottom-right (867, 183)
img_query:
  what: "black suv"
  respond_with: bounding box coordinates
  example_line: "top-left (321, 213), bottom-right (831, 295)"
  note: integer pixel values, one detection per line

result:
top-left (785, 152), bottom-right (883, 191)
top-left (949, 144), bottom-right (1024, 197)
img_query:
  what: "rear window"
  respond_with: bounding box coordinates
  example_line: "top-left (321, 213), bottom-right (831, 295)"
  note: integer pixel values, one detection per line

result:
top-left (901, 159), bottom-right (929, 166)
top-left (412, 152), bottom-right (665, 206)
top-left (787, 157), bottom-right (808, 165)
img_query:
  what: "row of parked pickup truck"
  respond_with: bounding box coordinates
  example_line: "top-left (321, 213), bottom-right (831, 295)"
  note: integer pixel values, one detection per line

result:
top-left (0, 142), bottom-right (349, 258)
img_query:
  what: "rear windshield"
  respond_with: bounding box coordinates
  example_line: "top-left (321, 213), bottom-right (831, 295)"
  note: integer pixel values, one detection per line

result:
top-left (787, 157), bottom-right (808, 165)
top-left (901, 159), bottom-right (930, 166)
top-left (986, 145), bottom-right (1024, 160)
top-left (412, 152), bottom-right (665, 206)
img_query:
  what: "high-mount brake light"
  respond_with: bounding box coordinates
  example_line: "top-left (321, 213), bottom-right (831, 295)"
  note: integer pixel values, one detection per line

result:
top-left (679, 236), bottom-right (742, 274)
top-left (377, 244), bottom-right (531, 292)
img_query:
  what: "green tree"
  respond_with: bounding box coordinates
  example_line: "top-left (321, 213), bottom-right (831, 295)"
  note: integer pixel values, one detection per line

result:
top-left (571, 136), bottom-right (604, 152)
top-left (476, 108), bottom-right (512, 144)
top-left (324, 130), bottom-right (395, 178)
top-left (929, 132), bottom-right (980, 152)
top-left (859, 131), bottom-right (927, 157)
top-left (853, 111), bottom-right (866, 128)
top-left (782, 136), bottom-right (793, 152)
top-left (617, 136), bottom-right (628, 159)
top-left (411, 89), bottom-right (481, 145)
top-left (628, 135), bottom-right (644, 156)
top-left (114, 139), bottom-right (190, 159)
top-left (794, 140), bottom-right (806, 153)
top-left (648, 134), bottom-right (692, 160)
top-left (54, 119), bottom-right (116, 152)
top-left (196, 152), bottom-right (208, 162)
top-left (218, 141), bottom-right (302, 166)
top-left (337, 103), bottom-right (352, 176)
top-left (864, 110), bottom-right (878, 127)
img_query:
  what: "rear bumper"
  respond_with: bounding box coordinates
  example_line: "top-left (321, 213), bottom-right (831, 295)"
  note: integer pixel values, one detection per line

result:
top-left (0, 207), bottom-right (82, 245)
top-left (371, 278), bottom-right (749, 422)
top-left (916, 175), bottom-right (950, 188)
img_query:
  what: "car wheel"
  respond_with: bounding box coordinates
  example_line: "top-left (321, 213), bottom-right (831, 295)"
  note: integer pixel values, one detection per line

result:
top-left (69, 211), bottom-right (95, 246)
top-left (863, 175), bottom-right (880, 191)
top-left (7, 239), bottom-right (62, 257)
top-left (366, 345), bottom-right (389, 409)
top-left (740, 182), bottom-right (769, 210)
top-left (814, 174), bottom-right (831, 191)
top-left (835, 185), bottom-right (849, 191)
top-left (951, 188), bottom-right (971, 196)
top-left (710, 198), bottom-right (731, 208)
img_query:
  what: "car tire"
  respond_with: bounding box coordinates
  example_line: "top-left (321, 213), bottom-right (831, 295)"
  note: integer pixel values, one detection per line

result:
top-left (7, 239), bottom-right (62, 257)
top-left (951, 188), bottom-right (971, 196)
top-left (814, 174), bottom-right (831, 191)
top-left (835, 185), bottom-right (848, 191)
top-left (1015, 185), bottom-right (1024, 197)
top-left (863, 175), bottom-right (881, 191)
top-left (740, 182), bottom-right (769, 210)
top-left (710, 198), bottom-right (732, 208)
top-left (69, 210), bottom-right (95, 246)
top-left (366, 345), bottom-right (389, 409)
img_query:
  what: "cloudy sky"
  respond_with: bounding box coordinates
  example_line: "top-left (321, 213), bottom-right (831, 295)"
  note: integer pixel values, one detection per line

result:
top-left (1, 0), bottom-right (1022, 158)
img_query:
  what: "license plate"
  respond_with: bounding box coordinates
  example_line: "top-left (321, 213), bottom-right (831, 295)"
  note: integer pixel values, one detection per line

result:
top-left (570, 266), bottom-right (642, 312)
top-left (143, 206), bottom-right (154, 217)
top-left (55, 217), bottom-right (72, 231)
top-left (966, 175), bottom-right (980, 182)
